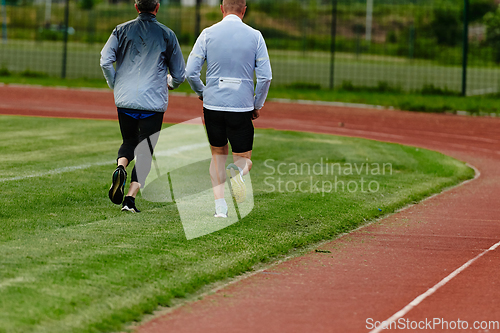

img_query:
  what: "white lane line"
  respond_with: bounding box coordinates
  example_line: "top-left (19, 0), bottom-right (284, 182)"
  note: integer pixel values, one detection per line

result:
top-left (0, 161), bottom-right (115, 182)
top-left (0, 277), bottom-right (34, 289)
top-left (0, 141), bottom-right (212, 183)
top-left (369, 240), bottom-right (500, 333)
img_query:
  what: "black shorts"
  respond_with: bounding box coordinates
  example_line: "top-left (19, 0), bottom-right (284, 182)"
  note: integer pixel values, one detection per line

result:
top-left (203, 108), bottom-right (254, 153)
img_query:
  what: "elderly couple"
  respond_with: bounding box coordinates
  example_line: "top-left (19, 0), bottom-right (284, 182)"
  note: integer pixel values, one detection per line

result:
top-left (100, 0), bottom-right (272, 217)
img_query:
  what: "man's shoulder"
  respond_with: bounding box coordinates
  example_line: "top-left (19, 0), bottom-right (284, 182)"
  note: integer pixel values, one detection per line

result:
top-left (152, 21), bottom-right (177, 38)
top-left (115, 18), bottom-right (138, 31)
top-left (243, 23), bottom-right (263, 37)
top-left (204, 19), bottom-right (222, 32)
top-left (239, 22), bottom-right (265, 43)
top-left (153, 20), bottom-right (172, 32)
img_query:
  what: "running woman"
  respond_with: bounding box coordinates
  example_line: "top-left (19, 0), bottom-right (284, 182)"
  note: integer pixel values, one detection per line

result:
top-left (100, 0), bottom-right (185, 212)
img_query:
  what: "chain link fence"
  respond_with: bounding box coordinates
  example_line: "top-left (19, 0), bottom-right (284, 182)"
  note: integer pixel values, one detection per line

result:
top-left (1, 0), bottom-right (499, 96)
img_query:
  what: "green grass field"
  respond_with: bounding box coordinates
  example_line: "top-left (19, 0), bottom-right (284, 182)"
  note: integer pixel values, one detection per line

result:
top-left (0, 115), bottom-right (473, 332)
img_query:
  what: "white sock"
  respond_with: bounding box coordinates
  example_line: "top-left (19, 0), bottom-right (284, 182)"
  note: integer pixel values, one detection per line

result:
top-left (215, 198), bottom-right (227, 210)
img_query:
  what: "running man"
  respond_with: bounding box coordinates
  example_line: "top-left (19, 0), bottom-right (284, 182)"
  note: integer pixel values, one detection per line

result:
top-left (100, 0), bottom-right (185, 212)
top-left (185, 0), bottom-right (272, 218)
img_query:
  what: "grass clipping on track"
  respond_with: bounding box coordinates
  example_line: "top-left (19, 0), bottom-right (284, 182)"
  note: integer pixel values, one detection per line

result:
top-left (0, 115), bottom-right (473, 333)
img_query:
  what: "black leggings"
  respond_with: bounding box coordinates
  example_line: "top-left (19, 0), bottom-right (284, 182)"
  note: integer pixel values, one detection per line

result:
top-left (117, 112), bottom-right (164, 184)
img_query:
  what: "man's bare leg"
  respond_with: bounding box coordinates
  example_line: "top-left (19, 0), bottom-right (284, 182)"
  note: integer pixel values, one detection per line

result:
top-left (210, 145), bottom-right (229, 199)
top-left (210, 145), bottom-right (229, 217)
top-left (232, 151), bottom-right (252, 176)
top-left (224, 151), bottom-right (251, 204)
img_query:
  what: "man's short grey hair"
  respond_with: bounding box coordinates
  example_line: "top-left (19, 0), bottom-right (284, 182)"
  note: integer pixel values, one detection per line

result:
top-left (222, 0), bottom-right (246, 14)
top-left (135, 0), bottom-right (159, 13)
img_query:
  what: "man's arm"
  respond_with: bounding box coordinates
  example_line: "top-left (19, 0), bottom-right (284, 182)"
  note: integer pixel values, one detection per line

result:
top-left (254, 32), bottom-right (272, 111)
top-left (185, 30), bottom-right (207, 99)
top-left (166, 33), bottom-right (186, 90)
top-left (100, 31), bottom-right (118, 89)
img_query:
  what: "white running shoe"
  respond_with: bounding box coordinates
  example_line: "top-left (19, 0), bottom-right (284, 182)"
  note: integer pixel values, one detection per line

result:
top-left (214, 204), bottom-right (228, 218)
top-left (226, 163), bottom-right (246, 204)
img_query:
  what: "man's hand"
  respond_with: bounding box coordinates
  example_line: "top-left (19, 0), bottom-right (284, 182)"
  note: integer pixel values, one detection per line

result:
top-left (251, 109), bottom-right (260, 120)
top-left (167, 74), bottom-right (174, 90)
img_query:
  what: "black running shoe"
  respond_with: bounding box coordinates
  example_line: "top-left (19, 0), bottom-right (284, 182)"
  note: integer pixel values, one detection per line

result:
top-left (121, 196), bottom-right (141, 213)
top-left (109, 165), bottom-right (127, 205)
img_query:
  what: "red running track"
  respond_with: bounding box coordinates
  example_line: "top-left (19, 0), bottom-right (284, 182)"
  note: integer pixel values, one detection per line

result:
top-left (1, 85), bottom-right (500, 332)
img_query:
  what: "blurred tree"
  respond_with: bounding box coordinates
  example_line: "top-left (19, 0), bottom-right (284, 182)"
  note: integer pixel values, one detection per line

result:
top-left (79, 0), bottom-right (95, 10)
top-left (429, 7), bottom-right (461, 46)
top-left (469, 0), bottom-right (496, 22)
top-left (484, 6), bottom-right (500, 63)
